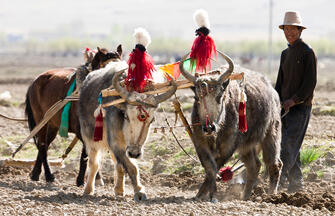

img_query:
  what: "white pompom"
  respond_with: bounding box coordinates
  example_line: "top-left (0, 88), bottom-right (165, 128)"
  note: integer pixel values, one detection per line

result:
top-left (133, 27), bottom-right (151, 48)
top-left (193, 9), bottom-right (210, 29)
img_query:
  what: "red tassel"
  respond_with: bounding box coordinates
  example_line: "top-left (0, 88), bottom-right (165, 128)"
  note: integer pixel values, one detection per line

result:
top-left (219, 166), bottom-right (233, 182)
top-left (190, 33), bottom-right (217, 73)
top-left (125, 48), bottom-right (154, 92)
top-left (93, 109), bottom-right (103, 141)
top-left (238, 101), bottom-right (247, 133)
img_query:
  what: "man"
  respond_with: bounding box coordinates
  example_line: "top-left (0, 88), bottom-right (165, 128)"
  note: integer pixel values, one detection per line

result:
top-left (275, 11), bottom-right (317, 192)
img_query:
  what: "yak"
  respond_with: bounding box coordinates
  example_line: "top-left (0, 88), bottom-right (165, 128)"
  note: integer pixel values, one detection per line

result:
top-left (78, 61), bottom-right (177, 201)
top-left (179, 51), bottom-right (282, 201)
top-left (25, 46), bottom-right (122, 185)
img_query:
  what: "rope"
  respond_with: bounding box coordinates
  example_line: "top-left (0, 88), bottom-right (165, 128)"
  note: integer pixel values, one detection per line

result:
top-left (161, 95), bottom-right (200, 163)
top-left (12, 93), bottom-right (79, 158)
top-left (0, 113), bottom-right (27, 121)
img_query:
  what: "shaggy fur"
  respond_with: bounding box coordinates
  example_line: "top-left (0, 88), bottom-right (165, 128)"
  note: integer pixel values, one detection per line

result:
top-left (189, 68), bottom-right (282, 201)
top-left (78, 61), bottom-right (176, 201)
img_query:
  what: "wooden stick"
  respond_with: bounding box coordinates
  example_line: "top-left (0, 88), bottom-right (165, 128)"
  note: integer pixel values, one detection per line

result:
top-left (61, 136), bottom-right (79, 160)
top-left (172, 99), bottom-right (195, 143)
top-left (101, 73), bottom-right (244, 98)
top-left (101, 80), bottom-right (191, 97)
top-left (0, 158), bottom-right (64, 168)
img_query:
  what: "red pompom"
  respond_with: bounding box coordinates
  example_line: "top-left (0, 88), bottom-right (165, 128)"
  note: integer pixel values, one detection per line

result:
top-left (93, 109), bottom-right (103, 141)
top-left (219, 166), bottom-right (234, 182)
top-left (190, 33), bottom-right (217, 73)
top-left (238, 102), bottom-right (247, 133)
top-left (85, 47), bottom-right (90, 51)
top-left (125, 48), bottom-right (155, 92)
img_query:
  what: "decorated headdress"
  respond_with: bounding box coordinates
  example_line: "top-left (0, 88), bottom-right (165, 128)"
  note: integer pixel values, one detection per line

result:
top-left (125, 27), bottom-right (155, 92)
top-left (190, 9), bottom-right (217, 73)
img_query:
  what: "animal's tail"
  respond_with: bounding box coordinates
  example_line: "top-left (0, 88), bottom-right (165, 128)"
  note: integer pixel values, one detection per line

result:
top-left (25, 84), bottom-right (37, 145)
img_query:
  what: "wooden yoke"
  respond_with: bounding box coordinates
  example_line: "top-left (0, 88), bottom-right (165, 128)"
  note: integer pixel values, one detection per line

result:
top-left (100, 72), bottom-right (245, 108)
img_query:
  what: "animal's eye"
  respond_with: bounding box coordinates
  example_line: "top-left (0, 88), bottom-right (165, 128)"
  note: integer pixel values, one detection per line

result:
top-left (140, 114), bottom-right (146, 119)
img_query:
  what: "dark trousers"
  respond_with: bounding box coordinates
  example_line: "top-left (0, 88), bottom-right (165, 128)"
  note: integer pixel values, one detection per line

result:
top-left (280, 105), bottom-right (311, 185)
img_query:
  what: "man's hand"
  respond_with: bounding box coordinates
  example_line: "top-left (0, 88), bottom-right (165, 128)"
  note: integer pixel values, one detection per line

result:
top-left (282, 99), bottom-right (295, 111)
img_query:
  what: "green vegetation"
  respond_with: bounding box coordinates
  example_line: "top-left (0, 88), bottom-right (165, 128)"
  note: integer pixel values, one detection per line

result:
top-left (6, 34), bottom-right (335, 57)
top-left (0, 135), bottom-right (83, 162)
top-left (300, 147), bottom-right (324, 167)
top-left (312, 106), bottom-right (335, 116)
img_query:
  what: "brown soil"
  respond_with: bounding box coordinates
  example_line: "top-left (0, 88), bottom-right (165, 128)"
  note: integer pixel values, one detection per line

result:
top-left (0, 74), bottom-right (334, 215)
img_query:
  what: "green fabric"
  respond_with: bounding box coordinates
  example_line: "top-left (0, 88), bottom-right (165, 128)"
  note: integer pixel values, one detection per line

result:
top-left (59, 79), bottom-right (76, 137)
top-left (183, 58), bottom-right (196, 74)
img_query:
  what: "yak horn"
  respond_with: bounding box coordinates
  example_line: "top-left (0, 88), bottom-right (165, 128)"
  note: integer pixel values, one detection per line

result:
top-left (112, 68), bottom-right (130, 100)
top-left (179, 53), bottom-right (196, 83)
top-left (154, 73), bottom-right (177, 105)
top-left (217, 50), bottom-right (234, 84)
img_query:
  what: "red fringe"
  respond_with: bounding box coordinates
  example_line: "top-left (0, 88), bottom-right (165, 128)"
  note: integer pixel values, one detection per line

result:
top-left (219, 166), bottom-right (233, 182)
top-left (238, 102), bottom-right (247, 133)
top-left (125, 48), bottom-right (154, 92)
top-left (93, 109), bottom-right (103, 141)
top-left (190, 33), bottom-right (217, 73)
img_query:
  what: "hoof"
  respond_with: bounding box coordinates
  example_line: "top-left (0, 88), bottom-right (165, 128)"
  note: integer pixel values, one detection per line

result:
top-left (46, 174), bottom-right (55, 182)
top-left (76, 178), bottom-right (85, 187)
top-left (195, 192), bottom-right (208, 201)
top-left (84, 186), bottom-right (94, 195)
top-left (134, 192), bottom-right (147, 202)
top-left (114, 189), bottom-right (124, 197)
top-left (95, 178), bottom-right (104, 186)
top-left (210, 198), bottom-right (218, 204)
top-left (242, 192), bottom-right (251, 201)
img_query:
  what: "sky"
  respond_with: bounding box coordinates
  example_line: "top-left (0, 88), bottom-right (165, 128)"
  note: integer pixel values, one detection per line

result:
top-left (1, 0), bottom-right (334, 41)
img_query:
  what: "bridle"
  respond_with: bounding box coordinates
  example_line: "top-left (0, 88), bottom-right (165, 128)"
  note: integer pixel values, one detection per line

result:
top-left (135, 105), bottom-right (150, 144)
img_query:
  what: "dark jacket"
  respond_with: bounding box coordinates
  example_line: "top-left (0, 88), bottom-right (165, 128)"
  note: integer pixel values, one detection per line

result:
top-left (275, 39), bottom-right (317, 106)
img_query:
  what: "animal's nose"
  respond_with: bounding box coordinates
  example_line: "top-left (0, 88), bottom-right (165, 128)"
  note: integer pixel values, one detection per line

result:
top-left (128, 151), bottom-right (141, 158)
top-left (202, 123), bottom-right (216, 134)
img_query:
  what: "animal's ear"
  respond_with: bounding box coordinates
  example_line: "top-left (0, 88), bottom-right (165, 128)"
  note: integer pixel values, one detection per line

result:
top-left (117, 44), bottom-right (122, 57)
top-left (97, 47), bottom-right (108, 55)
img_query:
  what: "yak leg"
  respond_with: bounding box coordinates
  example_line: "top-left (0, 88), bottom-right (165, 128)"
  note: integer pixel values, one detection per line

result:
top-left (107, 119), bottom-right (146, 201)
top-left (76, 144), bottom-right (104, 187)
top-left (84, 148), bottom-right (100, 195)
top-left (114, 162), bottom-right (125, 196)
top-left (262, 127), bottom-right (282, 194)
top-left (240, 148), bottom-right (261, 200)
top-left (114, 151), bottom-right (146, 201)
top-left (109, 152), bottom-right (125, 196)
top-left (194, 145), bottom-right (217, 202)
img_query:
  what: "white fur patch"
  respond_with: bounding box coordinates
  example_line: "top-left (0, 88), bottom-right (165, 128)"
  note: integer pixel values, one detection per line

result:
top-left (133, 27), bottom-right (151, 48)
top-left (193, 9), bottom-right (210, 29)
